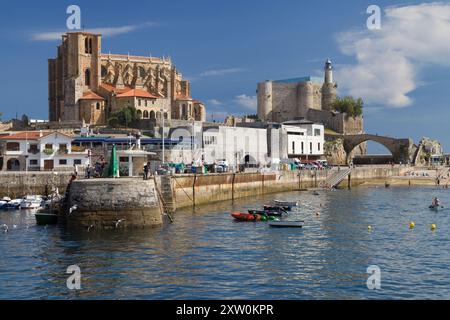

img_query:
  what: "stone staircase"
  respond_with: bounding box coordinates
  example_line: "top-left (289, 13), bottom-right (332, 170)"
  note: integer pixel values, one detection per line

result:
top-left (155, 175), bottom-right (175, 222)
top-left (320, 167), bottom-right (352, 188)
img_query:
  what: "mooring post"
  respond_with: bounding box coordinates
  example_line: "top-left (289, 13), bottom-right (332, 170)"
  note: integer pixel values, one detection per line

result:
top-left (232, 173), bottom-right (236, 201)
top-left (193, 174), bottom-right (197, 207)
top-left (348, 173), bottom-right (351, 189)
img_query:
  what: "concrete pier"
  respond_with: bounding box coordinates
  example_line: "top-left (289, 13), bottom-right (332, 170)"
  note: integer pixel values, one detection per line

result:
top-left (66, 178), bottom-right (163, 229)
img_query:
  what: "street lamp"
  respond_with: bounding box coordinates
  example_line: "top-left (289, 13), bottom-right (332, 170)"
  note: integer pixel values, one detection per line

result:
top-left (161, 108), bottom-right (165, 165)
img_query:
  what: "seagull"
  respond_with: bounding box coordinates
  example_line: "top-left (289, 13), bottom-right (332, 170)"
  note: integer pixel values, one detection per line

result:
top-left (69, 205), bottom-right (78, 215)
top-left (87, 224), bottom-right (94, 232)
top-left (115, 219), bottom-right (125, 228)
top-left (1, 224), bottom-right (8, 233)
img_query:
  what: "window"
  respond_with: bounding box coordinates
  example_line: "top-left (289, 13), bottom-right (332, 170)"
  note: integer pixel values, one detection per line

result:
top-left (310, 142), bottom-right (313, 154)
top-left (143, 110), bottom-right (149, 119)
top-left (45, 144), bottom-right (53, 150)
top-left (85, 38), bottom-right (89, 54)
top-left (301, 142), bottom-right (304, 154)
top-left (119, 157), bottom-right (129, 163)
top-left (59, 144), bottom-right (68, 153)
top-left (292, 141), bottom-right (295, 154)
top-left (138, 67), bottom-right (146, 78)
top-left (74, 159), bottom-right (82, 165)
top-left (85, 69), bottom-right (91, 86)
top-left (29, 159), bottom-right (38, 166)
top-left (318, 143), bottom-right (321, 151)
top-left (96, 102), bottom-right (101, 110)
top-left (138, 99), bottom-right (142, 107)
top-left (101, 66), bottom-right (107, 78)
top-left (6, 142), bottom-right (20, 151)
top-left (59, 159), bottom-right (67, 165)
top-left (29, 144), bottom-right (39, 154)
top-left (314, 129), bottom-right (321, 136)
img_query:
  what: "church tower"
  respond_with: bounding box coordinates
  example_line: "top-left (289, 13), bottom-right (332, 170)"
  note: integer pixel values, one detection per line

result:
top-left (321, 59), bottom-right (337, 111)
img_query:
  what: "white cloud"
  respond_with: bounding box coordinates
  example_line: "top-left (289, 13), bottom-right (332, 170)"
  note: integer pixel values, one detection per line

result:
top-left (31, 22), bottom-right (158, 41)
top-left (207, 99), bottom-right (224, 106)
top-left (337, 3), bottom-right (450, 108)
top-left (234, 94), bottom-right (257, 110)
top-left (199, 68), bottom-right (245, 77)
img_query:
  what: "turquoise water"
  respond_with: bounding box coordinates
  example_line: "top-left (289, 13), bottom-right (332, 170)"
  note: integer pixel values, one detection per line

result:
top-left (1, 186), bottom-right (450, 299)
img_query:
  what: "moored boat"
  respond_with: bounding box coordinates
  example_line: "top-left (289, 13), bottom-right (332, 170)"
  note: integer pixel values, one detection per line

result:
top-left (20, 195), bottom-right (43, 209)
top-left (35, 212), bottom-right (58, 225)
top-left (268, 221), bottom-right (304, 228)
top-left (264, 205), bottom-right (292, 212)
top-left (231, 212), bottom-right (279, 222)
top-left (248, 209), bottom-right (283, 217)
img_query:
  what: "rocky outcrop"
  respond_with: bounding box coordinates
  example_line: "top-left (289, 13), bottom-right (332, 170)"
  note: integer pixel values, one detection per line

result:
top-left (324, 139), bottom-right (347, 165)
top-left (415, 137), bottom-right (443, 165)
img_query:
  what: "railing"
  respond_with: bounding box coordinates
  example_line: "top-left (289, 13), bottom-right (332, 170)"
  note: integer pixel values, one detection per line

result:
top-left (320, 167), bottom-right (352, 188)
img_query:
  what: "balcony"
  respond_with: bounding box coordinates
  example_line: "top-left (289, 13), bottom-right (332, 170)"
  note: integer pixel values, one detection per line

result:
top-left (58, 148), bottom-right (68, 155)
top-left (43, 149), bottom-right (55, 156)
top-left (28, 148), bottom-right (40, 155)
top-left (71, 146), bottom-right (87, 153)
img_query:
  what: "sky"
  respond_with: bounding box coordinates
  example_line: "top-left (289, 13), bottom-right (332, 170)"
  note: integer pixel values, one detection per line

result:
top-left (0, 0), bottom-right (449, 153)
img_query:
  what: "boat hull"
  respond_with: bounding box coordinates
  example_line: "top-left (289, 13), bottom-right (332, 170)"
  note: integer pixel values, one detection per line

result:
top-left (35, 213), bottom-right (58, 225)
top-left (268, 221), bottom-right (303, 228)
top-left (274, 200), bottom-right (298, 207)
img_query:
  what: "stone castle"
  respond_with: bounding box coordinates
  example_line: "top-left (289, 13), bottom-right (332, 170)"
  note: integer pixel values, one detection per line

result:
top-left (257, 60), bottom-right (363, 135)
top-left (48, 32), bottom-right (206, 125)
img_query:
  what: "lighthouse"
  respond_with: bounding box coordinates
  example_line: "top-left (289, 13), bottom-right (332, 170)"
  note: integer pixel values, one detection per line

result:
top-left (322, 59), bottom-right (337, 111)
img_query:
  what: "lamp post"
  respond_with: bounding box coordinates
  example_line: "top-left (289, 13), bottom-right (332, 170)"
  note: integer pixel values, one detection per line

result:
top-left (161, 108), bottom-right (165, 165)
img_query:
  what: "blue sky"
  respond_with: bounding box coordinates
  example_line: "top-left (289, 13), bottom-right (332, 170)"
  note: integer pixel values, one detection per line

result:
top-left (0, 0), bottom-right (449, 152)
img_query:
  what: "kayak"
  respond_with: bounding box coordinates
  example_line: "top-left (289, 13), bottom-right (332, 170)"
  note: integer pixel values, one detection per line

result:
top-left (248, 209), bottom-right (283, 217)
top-left (231, 212), bottom-right (279, 222)
top-left (274, 200), bottom-right (298, 207)
top-left (268, 221), bottom-right (303, 228)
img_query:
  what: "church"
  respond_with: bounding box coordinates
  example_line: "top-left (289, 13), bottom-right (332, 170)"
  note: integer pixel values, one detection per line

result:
top-left (48, 32), bottom-right (206, 125)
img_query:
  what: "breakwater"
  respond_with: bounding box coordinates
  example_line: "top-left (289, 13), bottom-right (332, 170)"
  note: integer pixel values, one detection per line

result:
top-left (65, 178), bottom-right (163, 229)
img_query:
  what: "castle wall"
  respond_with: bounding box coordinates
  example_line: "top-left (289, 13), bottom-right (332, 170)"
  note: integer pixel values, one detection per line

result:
top-left (257, 81), bottom-right (272, 121)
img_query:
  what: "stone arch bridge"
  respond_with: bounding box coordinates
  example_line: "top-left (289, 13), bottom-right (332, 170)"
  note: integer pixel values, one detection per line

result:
top-left (337, 134), bottom-right (417, 164)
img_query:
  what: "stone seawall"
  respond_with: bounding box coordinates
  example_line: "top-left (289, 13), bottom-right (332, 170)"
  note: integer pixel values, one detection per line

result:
top-left (163, 170), bottom-right (330, 210)
top-left (159, 166), bottom-right (413, 210)
top-left (66, 178), bottom-right (163, 229)
top-left (0, 172), bottom-right (73, 198)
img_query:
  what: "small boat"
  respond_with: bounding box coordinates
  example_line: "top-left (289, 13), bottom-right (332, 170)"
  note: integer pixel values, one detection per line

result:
top-left (1, 199), bottom-right (21, 210)
top-left (264, 205), bottom-right (292, 212)
top-left (268, 221), bottom-right (304, 228)
top-left (35, 212), bottom-right (58, 225)
top-left (248, 209), bottom-right (283, 217)
top-left (274, 200), bottom-right (298, 207)
top-left (20, 195), bottom-right (43, 209)
top-left (429, 205), bottom-right (443, 211)
top-left (231, 212), bottom-right (279, 222)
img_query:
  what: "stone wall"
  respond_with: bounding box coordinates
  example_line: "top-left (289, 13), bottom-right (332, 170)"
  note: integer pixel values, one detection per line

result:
top-left (66, 178), bottom-right (162, 229)
top-left (0, 172), bottom-right (73, 198)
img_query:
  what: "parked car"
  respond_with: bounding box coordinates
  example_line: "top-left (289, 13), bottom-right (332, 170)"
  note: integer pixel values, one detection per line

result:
top-left (217, 159), bottom-right (229, 172)
top-left (303, 163), bottom-right (319, 170)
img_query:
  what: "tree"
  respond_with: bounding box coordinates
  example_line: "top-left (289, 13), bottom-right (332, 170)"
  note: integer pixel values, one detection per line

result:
top-left (108, 106), bottom-right (138, 128)
top-left (331, 96), bottom-right (363, 117)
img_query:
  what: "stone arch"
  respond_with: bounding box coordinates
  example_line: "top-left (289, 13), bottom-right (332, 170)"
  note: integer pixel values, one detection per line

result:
top-left (136, 110), bottom-right (142, 119)
top-left (7, 158), bottom-right (20, 171)
top-left (143, 110), bottom-right (149, 119)
top-left (150, 110), bottom-right (156, 119)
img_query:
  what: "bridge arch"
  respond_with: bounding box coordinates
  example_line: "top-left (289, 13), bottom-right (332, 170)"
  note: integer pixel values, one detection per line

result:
top-left (340, 134), bottom-right (412, 164)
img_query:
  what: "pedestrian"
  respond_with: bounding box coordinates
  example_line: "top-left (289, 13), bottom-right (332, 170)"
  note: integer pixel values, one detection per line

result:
top-left (73, 164), bottom-right (78, 177)
top-left (86, 165), bottom-right (91, 179)
top-left (143, 163), bottom-right (149, 180)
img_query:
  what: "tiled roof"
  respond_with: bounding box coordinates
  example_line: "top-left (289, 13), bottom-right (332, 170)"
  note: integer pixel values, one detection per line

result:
top-left (0, 131), bottom-right (59, 141)
top-left (79, 91), bottom-right (105, 100)
top-left (116, 88), bottom-right (158, 99)
top-left (99, 83), bottom-right (132, 94)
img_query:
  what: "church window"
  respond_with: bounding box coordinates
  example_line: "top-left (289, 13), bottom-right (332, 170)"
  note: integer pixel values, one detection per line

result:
top-left (138, 67), bottom-right (146, 78)
top-left (138, 99), bottom-right (142, 107)
top-left (85, 38), bottom-right (89, 54)
top-left (89, 38), bottom-right (93, 54)
top-left (96, 103), bottom-right (101, 110)
top-left (85, 69), bottom-right (91, 86)
top-left (143, 110), bottom-right (149, 118)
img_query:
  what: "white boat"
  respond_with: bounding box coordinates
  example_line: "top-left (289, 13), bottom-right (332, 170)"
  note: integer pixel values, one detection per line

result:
top-left (268, 220), bottom-right (303, 228)
top-left (273, 200), bottom-right (299, 207)
top-left (20, 195), bottom-right (44, 209)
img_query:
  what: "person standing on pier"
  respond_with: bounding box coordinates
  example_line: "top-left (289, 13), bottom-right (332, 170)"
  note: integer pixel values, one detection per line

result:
top-left (143, 163), bottom-right (149, 180)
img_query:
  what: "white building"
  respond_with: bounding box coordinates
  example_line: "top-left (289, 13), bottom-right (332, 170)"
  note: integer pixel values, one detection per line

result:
top-left (0, 131), bottom-right (90, 171)
top-left (282, 120), bottom-right (324, 159)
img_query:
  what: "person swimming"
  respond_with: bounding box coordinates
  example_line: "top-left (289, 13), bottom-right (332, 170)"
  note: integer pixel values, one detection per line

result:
top-left (432, 197), bottom-right (440, 207)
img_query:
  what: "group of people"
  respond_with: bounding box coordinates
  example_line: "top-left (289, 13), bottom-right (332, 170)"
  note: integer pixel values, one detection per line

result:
top-left (73, 158), bottom-right (107, 179)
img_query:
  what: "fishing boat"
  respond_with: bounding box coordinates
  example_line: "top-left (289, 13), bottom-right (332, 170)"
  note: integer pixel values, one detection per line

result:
top-left (273, 200), bottom-right (299, 207)
top-left (20, 195), bottom-right (43, 209)
top-left (429, 205), bottom-right (443, 211)
top-left (268, 221), bottom-right (304, 228)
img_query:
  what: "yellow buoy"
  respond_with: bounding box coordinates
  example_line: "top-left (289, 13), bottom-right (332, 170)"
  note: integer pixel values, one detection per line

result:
top-left (409, 222), bottom-right (415, 229)
top-left (368, 225), bottom-right (372, 231)
top-left (431, 224), bottom-right (436, 231)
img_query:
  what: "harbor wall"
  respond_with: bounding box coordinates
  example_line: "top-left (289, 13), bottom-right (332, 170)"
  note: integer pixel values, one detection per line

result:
top-left (165, 170), bottom-right (329, 209)
top-left (66, 178), bottom-right (163, 229)
top-left (0, 172), bottom-right (73, 198)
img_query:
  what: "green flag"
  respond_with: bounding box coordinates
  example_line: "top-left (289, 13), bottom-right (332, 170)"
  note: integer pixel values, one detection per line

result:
top-left (108, 144), bottom-right (119, 178)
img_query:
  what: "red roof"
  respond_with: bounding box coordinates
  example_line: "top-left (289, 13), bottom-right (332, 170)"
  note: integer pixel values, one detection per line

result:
top-left (116, 88), bottom-right (158, 99)
top-left (0, 131), bottom-right (54, 141)
top-left (79, 91), bottom-right (105, 100)
top-left (100, 83), bottom-right (132, 94)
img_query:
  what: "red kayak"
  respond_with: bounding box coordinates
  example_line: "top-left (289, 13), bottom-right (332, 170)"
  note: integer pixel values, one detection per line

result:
top-left (231, 212), bottom-right (263, 221)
